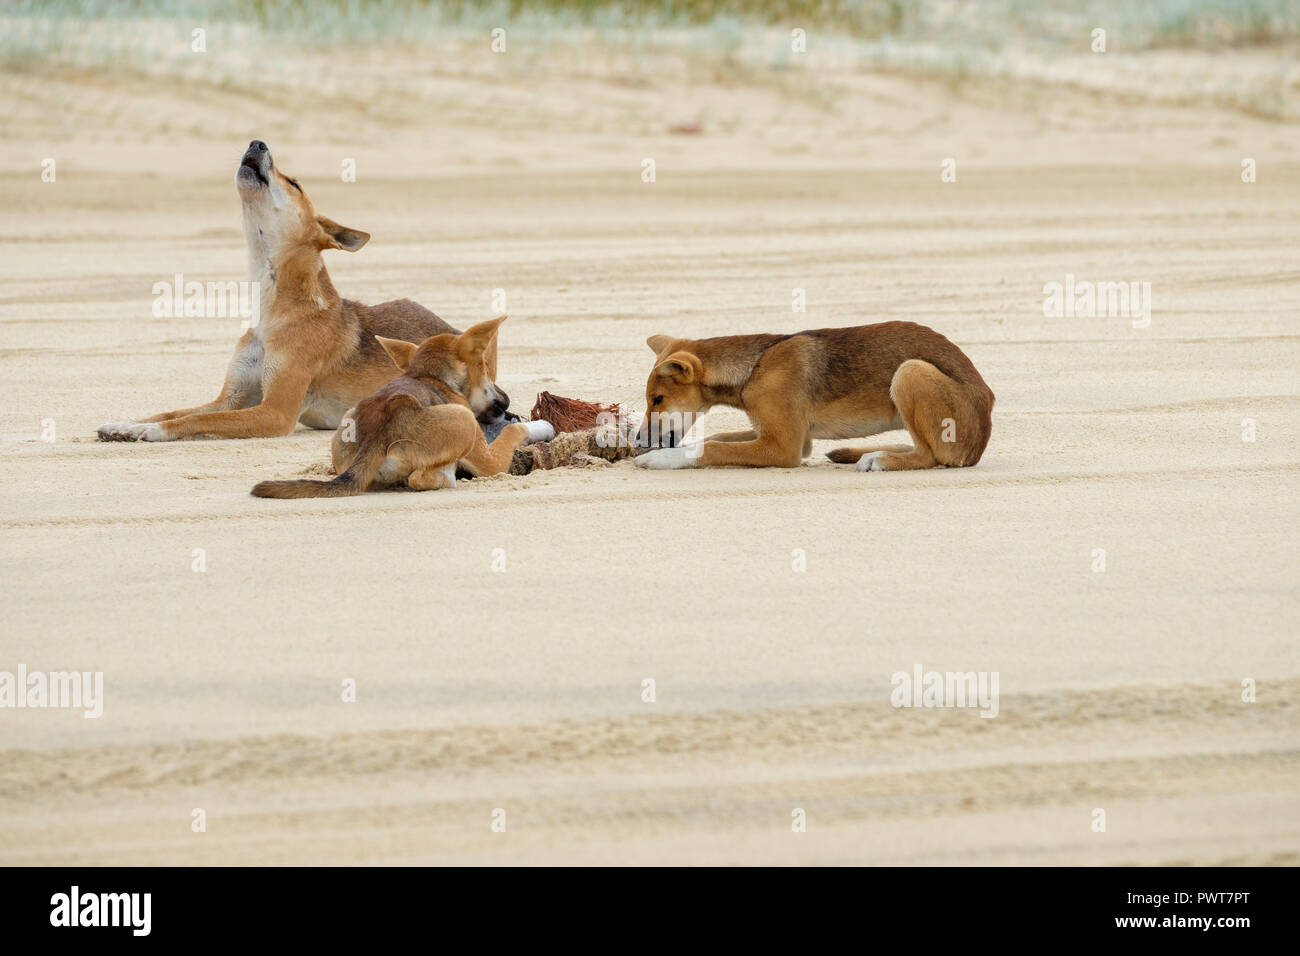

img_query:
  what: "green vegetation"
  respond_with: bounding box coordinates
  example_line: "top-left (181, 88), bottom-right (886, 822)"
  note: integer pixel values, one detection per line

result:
top-left (9, 0), bottom-right (1300, 48)
top-left (4, 0), bottom-right (1297, 118)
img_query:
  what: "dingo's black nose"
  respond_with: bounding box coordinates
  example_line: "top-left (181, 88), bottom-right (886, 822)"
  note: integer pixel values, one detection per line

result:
top-left (249, 140), bottom-right (267, 152)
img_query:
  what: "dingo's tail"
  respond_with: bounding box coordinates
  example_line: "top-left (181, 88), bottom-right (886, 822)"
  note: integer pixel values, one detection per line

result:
top-left (250, 475), bottom-right (363, 498)
top-left (251, 439), bottom-right (387, 499)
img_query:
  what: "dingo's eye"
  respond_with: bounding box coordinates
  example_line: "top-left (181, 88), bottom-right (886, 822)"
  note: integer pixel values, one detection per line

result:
top-left (652, 395), bottom-right (664, 407)
top-left (285, 178), bottom-right (302, 192)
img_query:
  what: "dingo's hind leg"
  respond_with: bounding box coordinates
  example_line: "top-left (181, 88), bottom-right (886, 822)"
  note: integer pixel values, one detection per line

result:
top-left (408, 463), bottom-right (458, 491)
top-left (825, 443), bottom-right (912, 464)
top-left (393, 405), bottom-right (481, 491)
top-left (831, 359), bottom-right (990, 471)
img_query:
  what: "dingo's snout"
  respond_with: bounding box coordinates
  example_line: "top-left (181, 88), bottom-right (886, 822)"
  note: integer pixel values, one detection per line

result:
top-left (635, 415), bottom-right (683, 449)
top-left (237, 139), bottom-right (272, 191)
top-left (477, 386), bottom-right (510, 425)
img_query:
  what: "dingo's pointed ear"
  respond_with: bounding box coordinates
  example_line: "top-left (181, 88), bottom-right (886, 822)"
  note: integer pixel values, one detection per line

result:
top-left (654, 351), bottom-right (701, 383)
top-left (466, 314), bottom-right (507, 340)
top-left (460, 315), bottom-right (507, 355)
top-left (375, 336), bottom-right (418, 371)
top-left (646, 334), bottom-right (673, 355)
top-left (317, 216), bottom-right (370, 252)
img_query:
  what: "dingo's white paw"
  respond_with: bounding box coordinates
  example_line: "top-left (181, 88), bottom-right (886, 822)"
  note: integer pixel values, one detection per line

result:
top-left (97, 422), bottom-right (155, 442)
top-left (856, 451), bottom-right (886, 472)
top-left (635, 447), bottom-right (700, 470)
top-left (524, 420), bottom-right (556, 443)
top-left (98, 422), bottom-right (170, 442)
top-left (97, 422), bottom-right (130, 441)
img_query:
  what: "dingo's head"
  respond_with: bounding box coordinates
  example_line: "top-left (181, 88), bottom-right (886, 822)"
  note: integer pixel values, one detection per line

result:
top-left (235, 140), bottom-right (369, 271)
top-left (637, 335), bottom-right (706, 448)
top-left (376, 316), bottom-right (511, 425)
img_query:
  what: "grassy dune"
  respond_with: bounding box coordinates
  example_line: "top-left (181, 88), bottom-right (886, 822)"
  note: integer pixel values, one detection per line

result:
top-left (4, 1), bottom-right (1299, 116)
top-left (9, 0), bottom-right (1300, 44)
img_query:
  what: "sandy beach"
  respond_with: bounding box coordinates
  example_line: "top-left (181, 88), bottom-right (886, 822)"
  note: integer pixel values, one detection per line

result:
top-left (1, 19), bottom-right (1298, 864)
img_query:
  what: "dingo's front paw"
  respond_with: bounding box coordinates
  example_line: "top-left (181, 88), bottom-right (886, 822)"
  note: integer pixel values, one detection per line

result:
top-left (97, 422), bottom-right (170, 442)
top-left (856, 451), bottom-right (886, 472)
top-left (634, 447), bottom-right (701, 470)
top-left (524, 420), bottom-right (556, 443)
top-left (98, 422), bottom-right (148, 442)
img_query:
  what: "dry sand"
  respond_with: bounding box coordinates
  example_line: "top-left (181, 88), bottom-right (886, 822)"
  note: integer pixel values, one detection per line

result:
top-left (1, 48), bottom-right (1298, 864)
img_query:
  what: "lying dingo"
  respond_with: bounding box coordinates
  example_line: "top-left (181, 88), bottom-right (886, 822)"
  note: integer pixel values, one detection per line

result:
top-left (634, 321), bottom-right (994, 471)
top-left (251, 317), bottom-right (553, 498)
top-left (98, 140), bottom-right (503, 441)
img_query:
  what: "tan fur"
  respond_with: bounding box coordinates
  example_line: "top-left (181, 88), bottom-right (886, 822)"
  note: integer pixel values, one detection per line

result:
top-left (97, 140), bottom-right (498, 442)
top-left (635, 321), bottom-right (994, 471)
top-left (251, 317), bottom-right (530, 498)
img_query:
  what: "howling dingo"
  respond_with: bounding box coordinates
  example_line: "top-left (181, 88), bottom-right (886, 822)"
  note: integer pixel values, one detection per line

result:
top-left (634, 321), bottom-right (994, 471)
top-left (98, 140), bottom-right (504, 441)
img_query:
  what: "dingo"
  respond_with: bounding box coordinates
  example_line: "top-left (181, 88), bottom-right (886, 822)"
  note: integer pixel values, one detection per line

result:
top-left (98, 140), bottom-right (502, 441)
top-left (250, 316), bottom-right (553, 497)
top-left (634, 321), bottom-right (993, 471)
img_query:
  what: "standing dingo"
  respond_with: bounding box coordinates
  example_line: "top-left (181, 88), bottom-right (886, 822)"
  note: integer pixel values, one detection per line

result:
top-left (97, 140), bottom-right (502, 441)
top-left (634, 321), bottom-right (994, 471)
